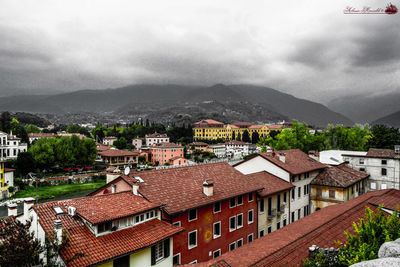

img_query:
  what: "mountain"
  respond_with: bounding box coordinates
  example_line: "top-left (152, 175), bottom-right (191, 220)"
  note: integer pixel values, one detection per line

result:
top-left (372, 110), bottom-right (400, 128)
top-left (327, 92), bottom-right (400, 123)
top-left (0, 84), bottom-right (353, 127)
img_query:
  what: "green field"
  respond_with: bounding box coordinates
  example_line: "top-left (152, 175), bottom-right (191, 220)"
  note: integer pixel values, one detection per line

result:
top-left (12, 182), bottom-right (106, 200)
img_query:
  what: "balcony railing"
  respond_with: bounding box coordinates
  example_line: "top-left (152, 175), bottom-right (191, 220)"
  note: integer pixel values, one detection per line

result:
top-left (277, 204), bottom-right (285, 215)
top-left (267, 209), bottom-right (277, 219)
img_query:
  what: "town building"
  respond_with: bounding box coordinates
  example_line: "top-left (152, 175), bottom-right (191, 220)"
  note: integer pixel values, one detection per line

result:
top-left (145, 133), bottom-right (170, 146)
top-left (103, 136), bottom-right (118, 146)
top-left (224, 140), bottom-right (257, 158)
top-left (208, 144), bottom-right (227, 158)
top-left (12, 191), bottom-right (183, 267)
top-left (28, 133), bottom-right (57, 143)
top-left (132, 138), bottom-right (144, 149)
top-left (149, 143), bottom-right (184, 166)
top-left (168, 156), bottom-right (188, 166)
top-left (193, 119), bottom-right (284, 142)
top-left (0, 161), bottom-right (15, 199)
top-left (188, 142), bottom-right (209, 152)
top-left (234, 150), bottom-right (326, 223)
top-left (343, 146), bottom-right (400, 191)
top-left (245, 171), bottom-right (294, 237)
top-left (0, 131), bottom-right (28, 160)
top-left (310, 164), bottom-right (369, 212)
top-left (90, 162), bottom-right (263, 265)
top-left (310, 150), bottom-right (367, 166)
top-left (200, 189), bottom-right (400, 267)
top-left (98, 148), bottom-right (139, 167)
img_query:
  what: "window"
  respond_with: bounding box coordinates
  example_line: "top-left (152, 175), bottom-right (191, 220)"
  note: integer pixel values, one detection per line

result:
top-left (237, 195), bottom-right (243, 206)
top-left (213, 249), bottom-right (221, 258)
top-left (214, 202), bottom-right (221, 213)
top-left (213, 222), bottom-right (221, 238)
top-left (291, 188), bottom-right (295, 200)
top-left (188, 230), bottom-right (197, 249)
top-left (188, 209), bottom-right (197, 221)
top-left (154, 241), bottom-right (164, 262)
top-left (303, 185), bottom-right (307, 195)
top-left (329, 190), bottom-right (335, 199)
top-left (298, 174), bottom-right (302, 181)
top-left (283, 219), bottom-right (287, 226)
top-left (237, 238), bottom-right (243, 248)
top-left (260, 199), bottom-right (265, 213)
top-left (151, 240), bottom-right (170, 265)
top-left (173, 254), bottom-right (181, 266)
top-left (381, 183), bottom-right (387, 190)
top-left (305, 172), bottom-right (310, 178)
top-left (173, 221), bottom-right (181, 227)
top-left (283, 192), bottom-right (287, 203)
top-left (291, 211), bottom-right (295, 223)
top-left (277, 222), bottom-right (281, 230)
top-left (248, 233), bottom-right (254, 243)
top-left (298, 187), bottom-right (301, 198)
top-left (189, 260), bottom-right (197, 264)
top-left (259, 230), bottom-right (265, 237)
top-left (248, 210), bottom-right (254, 224)
top-left (230, 197), bottom-right (236, 208)
top-left (382, 160), bottom-right (387, 165)
top-left (248, 192), bottom-right (254, 202)
top-left (98, 221), bottom-right (112, 234)
top-left (229, 242), bottom-right (236, 251)
top-left (360, 168), bottom-right (365, 172)
top-left (298, 209), bottom-right (301, 220)
top-left (359, 159), bottom-right (364, 164)
top-left (237, 213), bottom-right (243, 228)
top-left (114, 255), bottom-right (130, 267)
top-left (268, 226), bottom-right (272, 234)
top-left (371, 182), bottom-right (376, 190)
top-left (382, 168), bottom-right (387, 176)
top-left (317, 188), bottom-right (322, 198)
top-left (277, 194), bottom-right (281, 212)
top-left (229, 216), bottom-right (236, 231)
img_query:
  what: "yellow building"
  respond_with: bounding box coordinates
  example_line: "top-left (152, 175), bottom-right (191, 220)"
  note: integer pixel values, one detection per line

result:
top-left (310, 165), bottom-right (369, 212)
top-left (0, 161), bottom-right (4, 187)
top-left (193, 119), bottom-right (283, 141)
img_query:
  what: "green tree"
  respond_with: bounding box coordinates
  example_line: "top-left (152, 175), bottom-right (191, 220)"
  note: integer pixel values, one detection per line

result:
top-left (368, 125), bottom-right (400, 149)
top-left (0, 111), bottom-right (12, 133)
top-left (16, 152), bottom-right (37, 176)
top-left (251, 131), bottom-right (260, 144)
top-left (338, 207), bottom-right (400, 266)
top-left (242, 130), bottom-right (250, 143)
top-left (25, 124), bottom-right (42, 134)
top-left (91, 125), bottom-right (106, 142)
top-left (66, 124), bottom-right (90, 137)
top-left (28, 137), bottom-right (57, 169)
top-left (113, 137), bottom-right (128, 150)
top-left (10, 118), bottom-right (20, 134)
top-left (236, 132), bottom-right (242, 141)
top-left (232, 131), bottom-right (235, 140)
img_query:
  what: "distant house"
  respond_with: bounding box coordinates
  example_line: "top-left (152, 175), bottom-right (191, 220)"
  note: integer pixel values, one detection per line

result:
top-left (0, 161), bottom-right (15, 199)
top-left (188, 142), bottom-right (209, 152)
top-left (28, 133), bottom-right (57, 143)
top-left (145, 133), bottom-right (169, 146)
top-left (314, 150), bottom-right (368, 166)
top-left (208, 144), bottom-right (227, 158)
top-left (0, 131), bottom-right (28, 160)
top-left (310, 165), bottom-right (369, 212)
top-left (14, 191), bottom-right (184, 267)
top-left (103, 136), bottom-right (118, 146)
top-left (149, 142), bottom-right (184, 166)
top-left (224, 141), bottom-right (257, 157)
top-left (132, 138), bottom-right (144, 149)
top-left (98, 148), bottom-right (139, 167)
top-left (168, 156), bottom-right (188, 166)
top-left (343, 146), bottom-right (400, 191)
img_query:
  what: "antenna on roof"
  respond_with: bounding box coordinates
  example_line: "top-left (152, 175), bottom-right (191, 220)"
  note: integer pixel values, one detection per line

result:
top-left (124, 167), bottom-right (130, 176)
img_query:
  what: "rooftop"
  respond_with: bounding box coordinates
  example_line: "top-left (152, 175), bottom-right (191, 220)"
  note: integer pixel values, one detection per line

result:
top-left (200, 189), bottom-right (400, 267)
top-left (245, 171), bottom-right (294, 197)
top-left (34, 193), bottom-right (183, 267)
top-left (195, 119), bottom-right (224, 125)
top-left (99, 149), bottom-right (139, 157)
top-left (122, 162), bottom-right (263, 215)
top-left (145, 132), bottom-right (169, 138)
top-left (150, 142), bottom-right (183, 148)
top-left (318, 150), bottom-right (367, 165)
top-left (28, 133), bottom-right (57, 138)
top-left (311, 165), bottom-right (369, 188)
top-left (366, 148), bottom-right (399, 159)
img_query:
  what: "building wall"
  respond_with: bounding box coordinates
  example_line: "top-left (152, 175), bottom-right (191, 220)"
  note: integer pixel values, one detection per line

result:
top-left (92, 178), bottom-right (132, 196)
top-left (289, 171), bottom-right (319, 220)
top-left (258, 190), bottom-right (290, 237)
top-left (234, 156), bottom-right (290, 181)
top-left (150, 148), bottom-right (184, 166)
top-left (146, 137), bottom-right (170, 146)
top-left (170, 192), bottom-right (258, 264)
top-left (5, 171), bottom-right (14, 187)
top-left (346, 156), bottom-right (400, 191)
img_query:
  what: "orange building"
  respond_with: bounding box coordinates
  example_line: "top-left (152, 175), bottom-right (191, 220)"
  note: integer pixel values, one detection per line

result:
top-left (149, 143), bottom-right (185, 166)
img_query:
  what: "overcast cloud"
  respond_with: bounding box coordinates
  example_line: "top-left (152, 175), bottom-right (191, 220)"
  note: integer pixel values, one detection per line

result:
top-left (0, 0), bottom-right (399, 102)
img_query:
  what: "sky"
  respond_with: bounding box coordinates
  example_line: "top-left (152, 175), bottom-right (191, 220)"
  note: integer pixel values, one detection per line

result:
top-left (0, 0), bottom-right (399, 103)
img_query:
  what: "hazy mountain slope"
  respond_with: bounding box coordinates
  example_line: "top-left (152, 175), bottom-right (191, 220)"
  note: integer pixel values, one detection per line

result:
top-left (327, 92), bottom-right (400, 123)
top-left (372, 110), bottom-right (400, 128)
top-left (230, 84), bottom-right (353, 127)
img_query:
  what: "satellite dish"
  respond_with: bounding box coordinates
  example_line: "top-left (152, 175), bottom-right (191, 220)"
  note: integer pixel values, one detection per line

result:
top-left (124, 167), bottom-right (130, 176)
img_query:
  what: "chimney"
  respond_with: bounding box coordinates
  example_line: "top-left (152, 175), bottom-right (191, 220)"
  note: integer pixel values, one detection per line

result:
top-left (7, 203), bottom-right (18, 217)
top-left (203, 179), bottom-right (214, 197)
top-left (132, 182), bottom-right (140, 196)
top-left (24, 197), bottom-right (35, 218)
top-left (278, 153), bottom-right (286, 163)
top-left (54, 220), bottom-right (63, 245)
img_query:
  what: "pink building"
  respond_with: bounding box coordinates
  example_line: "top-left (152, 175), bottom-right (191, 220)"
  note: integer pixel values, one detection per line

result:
top-left (149, 143), bottom-right (185, 166)
top-left (168, 156), bottom-right (188, 166)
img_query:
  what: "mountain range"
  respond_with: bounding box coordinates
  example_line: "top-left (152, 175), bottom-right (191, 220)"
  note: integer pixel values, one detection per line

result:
top-left (0, 84), bottom-right (354, 127)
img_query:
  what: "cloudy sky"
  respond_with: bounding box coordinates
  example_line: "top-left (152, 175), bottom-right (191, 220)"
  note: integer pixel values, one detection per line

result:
top-left (0, 0), bottom-right (399, 103)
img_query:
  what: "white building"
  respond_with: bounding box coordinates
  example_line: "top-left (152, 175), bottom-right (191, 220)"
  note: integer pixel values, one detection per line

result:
top-left (208, 144), bottom-right (226, 158)
top-left (343, 146), bottom-right (400, 191)
top-left (103, 136), bottom-right (118, 146)
top-left (315, 150), bottom-right (367, 166)
top-left (224, 141), bottom-right (257, 157)
top-left (0, 131), bottom-right (28, 160)
top-left (145, 132), bottom-right (169, 146)
top-left (28, 133), bottom-right (57, 143)
top-left (234, 149), bottom-right (326, 224)
top-left (132, 138), bottom-right (144, 149)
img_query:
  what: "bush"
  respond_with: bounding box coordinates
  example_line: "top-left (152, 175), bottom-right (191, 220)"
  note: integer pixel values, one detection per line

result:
top-left (8, 186), bottom-right (15, 193)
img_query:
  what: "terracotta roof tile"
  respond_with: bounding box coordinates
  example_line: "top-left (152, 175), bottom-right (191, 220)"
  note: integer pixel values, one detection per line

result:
top-left (246, 171), bottom-right (294, 197)
top-left (145, 132), bottom-right (169, 138)
top-left (126, 162), bottom-right (263, 215)
top-left (99, 149), bottom-right (139, 157)
top-left (311, 165), bottom-right (369, 188)
top-left (150, 142), bottom-right (183, 148)
top-left (366, 148), bottom-right (399, 159)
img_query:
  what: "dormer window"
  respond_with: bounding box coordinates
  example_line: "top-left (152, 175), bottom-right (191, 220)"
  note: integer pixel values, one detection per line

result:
top-left (98, 222), bottom-right (112, 234)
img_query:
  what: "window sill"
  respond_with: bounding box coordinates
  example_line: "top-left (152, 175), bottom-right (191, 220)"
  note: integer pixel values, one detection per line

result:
top-left (188, 245), bottom-right (197, 250)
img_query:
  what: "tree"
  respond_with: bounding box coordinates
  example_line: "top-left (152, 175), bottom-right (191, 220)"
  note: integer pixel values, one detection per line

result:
top-left (25, 124), bottom-right (42, 134)
top-left (66, 124), bottom-right (90, 137)
top-left (0, 218), bottom-right (44, 266)
top-left (0, 111), bottom-right (12, 133)
top-left (232, 131), bottom-right (235, 140)
top-left (113, 137), bottom-right (128, 150)
top-left (242, 130), bottom-right (250, 143)
top-left (16, 152), bottom-right (37, 176)
top-left (10, 118), bottom-right (20, 134)
top-left (251, 131), bottom-right (260, 144)
top-left (338, 207), bottom-right (400, 266)
top-left (91, 125), bottom-right (105, 142)
top-left (236, 132), bottom-right (242, 141)
top-left (368, 125), bottom-right (400, 149)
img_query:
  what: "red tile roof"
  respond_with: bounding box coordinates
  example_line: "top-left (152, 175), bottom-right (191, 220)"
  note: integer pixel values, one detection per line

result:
top-left (96, 145), bottom-right (112, 152)
top-left (145, 132), bottom-right (169, 138)
top-left (104, 136), bottom-right (117, 140)
top-left (245, 171), bottom-right (294, 197)
top-left (35, 197), bottom-right (183, 267)
top-left (28, 133), bottom-right (57, 138)
top-left (99, 149), bottom-right (139, 157)
top-left (190, 142), bottom-right (209, 146)
top-left (224, 140), bottom-right (248, 145)
top-left (248, 125), bottom-right (264, 129)
top-left (124, 162), bottom-right (263, 215)
top-left (4, 168), bottom-right (15, 172)
top-left (197, 119), bottom-right (224, 125)
top-left (150, 142), bottom-right (183, 148)
top-left (311, 165), bottom-right (369, 188)
top-left (199, 189), bottom-right (400, 267)
top-left (231, 122), bottom-right (252, 128)
top-left (255, 149), bottom-right (327, 175)
top-left (366, 148), bottom-right (399, 159)
top-left (267, 124), bottom-right (284, 130)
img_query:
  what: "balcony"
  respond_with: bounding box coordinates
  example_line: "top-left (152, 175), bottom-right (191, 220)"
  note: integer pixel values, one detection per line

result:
top-left (277, 205), bottom-right (285, 215)
top-left (267, 209), bottom-right (277, 219)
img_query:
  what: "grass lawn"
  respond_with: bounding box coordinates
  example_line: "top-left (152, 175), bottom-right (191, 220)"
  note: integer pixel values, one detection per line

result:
top-left (12, 182), bottom-right (106, 200)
